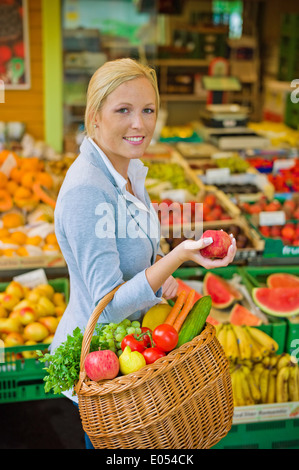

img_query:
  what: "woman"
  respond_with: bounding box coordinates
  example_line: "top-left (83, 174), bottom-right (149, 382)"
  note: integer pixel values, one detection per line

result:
top-left (51, 58), bottom-right (236, 447)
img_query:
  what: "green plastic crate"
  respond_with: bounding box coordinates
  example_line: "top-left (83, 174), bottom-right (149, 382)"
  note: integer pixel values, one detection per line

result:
top-left (212, 418), bottom-right (299, 449)
top-left (0, 278), bottom-right (69, 403)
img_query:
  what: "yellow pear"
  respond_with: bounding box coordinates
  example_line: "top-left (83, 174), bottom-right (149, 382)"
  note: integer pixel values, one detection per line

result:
top-left (26, 290), bottom-right (41, 303)
top-left (13, 299), bottom-right (35, 311)
top-left (34, 284), bottom-right (55, 300)
top-left (0, 305), bottom-right (8, 318)
top-left (4, 332), bottom-right (24, 347)
top-left (52, 292), bottom-right (66, 307)
top-left (0, 317), bottom-right (22, 334)
top-left (36, 296), bottom-right (56, 317)
top-left (1, 294), bottom-right (20, 311)
top-left (5, 281), bottom-right (24, 299)
top-left (23, 340), bottom-right (37, 359)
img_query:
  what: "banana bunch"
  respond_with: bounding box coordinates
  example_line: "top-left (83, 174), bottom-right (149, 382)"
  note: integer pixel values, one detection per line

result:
top-left (215, 323), bottom-right (279, 363)
top-left (230, 353), bottom-right (299, 407)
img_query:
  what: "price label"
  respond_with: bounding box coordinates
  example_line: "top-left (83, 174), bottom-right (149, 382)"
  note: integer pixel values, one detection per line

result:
top-left (259, 211), bottom-right (286, 226)
top-left (13, 268), bottom-right (48, 289)
top-left (0, 152), bottom-right (17, 177)
top-left (206, 167), bottom-right (230, 184)
top-left (273, 158), bottom-right (295, 174)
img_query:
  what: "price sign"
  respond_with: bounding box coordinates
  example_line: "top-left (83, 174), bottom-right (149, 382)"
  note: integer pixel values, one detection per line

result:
top-left (273, 159), bottom-right (295, 175)
top-left (259, 211), bottom-right (286, 227)
top-left (206, 167), bottom-right (230, 184)
top-left (13, 268), bottom-right (48, 289)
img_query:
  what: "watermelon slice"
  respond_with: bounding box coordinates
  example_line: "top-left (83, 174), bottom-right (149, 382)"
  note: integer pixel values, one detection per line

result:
top-left (229, 303), bottom-right (262, 326)
top-left (206, 315), bottom-right (220, 326)
top-left (267, 273), bottom-right (299, 289)
top-left (252, 287), bottom-right (299, 317)
top-left (176, 278), bottom-right (202, 303)
top-left (203, 272), bottom-right (242, 309)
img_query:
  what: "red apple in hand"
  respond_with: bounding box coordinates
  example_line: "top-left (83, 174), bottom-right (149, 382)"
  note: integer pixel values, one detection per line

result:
top-left (200, 229), bottom-right (231, 259)
top-left (84, 350), bottom-right (119, 381)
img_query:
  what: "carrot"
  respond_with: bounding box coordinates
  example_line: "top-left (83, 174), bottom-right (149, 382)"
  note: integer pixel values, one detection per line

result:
top-left (164, 290), bottom-right (187, 326)
top-left (173, 289), bottom-right (196, 333)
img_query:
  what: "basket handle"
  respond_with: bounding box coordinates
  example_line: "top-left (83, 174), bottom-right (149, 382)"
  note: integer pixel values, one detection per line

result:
top-left (76, 283), bottom-right (124, 393)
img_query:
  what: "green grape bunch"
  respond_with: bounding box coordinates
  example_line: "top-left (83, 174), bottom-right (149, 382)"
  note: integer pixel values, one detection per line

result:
top-left (96, 319), bottom-right (142, 357)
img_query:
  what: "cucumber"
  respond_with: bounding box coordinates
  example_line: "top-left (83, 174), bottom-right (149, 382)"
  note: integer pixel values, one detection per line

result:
top-left (176, 295), bottom-right (212, 348)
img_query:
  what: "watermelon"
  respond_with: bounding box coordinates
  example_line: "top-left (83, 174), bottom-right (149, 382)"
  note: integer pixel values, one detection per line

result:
top-left (229, 303), bottom-right (262, 326)
top-left (252, 287), bottom-right (299, 317)
top-left (176, 278), bottom-right (202, 303)
top-left (267, 273), bottom-right (299, 289)
top-left (203, 272), bottom-right (243, 309)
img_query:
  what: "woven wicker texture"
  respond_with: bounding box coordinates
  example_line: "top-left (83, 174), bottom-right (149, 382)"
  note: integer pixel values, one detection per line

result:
top-left (75, 285), bottom-right (234, 449)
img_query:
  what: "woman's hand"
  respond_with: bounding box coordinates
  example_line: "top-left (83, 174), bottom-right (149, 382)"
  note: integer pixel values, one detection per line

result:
top-left (174, 234), bottom-right (237, 269)
top-left (162, 275), bottom-right (178, 300)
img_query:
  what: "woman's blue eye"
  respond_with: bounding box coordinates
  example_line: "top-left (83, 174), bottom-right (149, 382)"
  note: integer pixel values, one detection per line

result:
top-left (144, 108), bottom-right (155, 114)
top-left (117, 108), bottom-right (128, 113)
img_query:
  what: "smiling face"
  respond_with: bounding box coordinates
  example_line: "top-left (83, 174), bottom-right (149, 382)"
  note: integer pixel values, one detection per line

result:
top-left (93, 76), bottom-right (157, 178)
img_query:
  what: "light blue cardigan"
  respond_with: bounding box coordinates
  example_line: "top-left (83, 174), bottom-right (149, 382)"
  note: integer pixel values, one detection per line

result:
top-left (50, 137), bottom-right (163, 356)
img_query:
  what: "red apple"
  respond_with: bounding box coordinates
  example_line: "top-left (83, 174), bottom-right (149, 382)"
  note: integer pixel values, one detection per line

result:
top-left (200, 229), bottom-right (231, 259)
top-left (84, 350), bottom-right (119, 382)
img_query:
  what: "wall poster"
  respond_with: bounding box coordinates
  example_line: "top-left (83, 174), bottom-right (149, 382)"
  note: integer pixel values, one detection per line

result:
top-left (0, 0), bottom-right (31, 89)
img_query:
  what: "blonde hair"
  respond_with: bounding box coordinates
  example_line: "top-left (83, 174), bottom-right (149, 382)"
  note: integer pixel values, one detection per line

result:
top-left (85, 58), bottom-right (160, 138)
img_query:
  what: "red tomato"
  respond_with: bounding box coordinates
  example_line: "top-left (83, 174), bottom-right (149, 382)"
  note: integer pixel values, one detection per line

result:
top-left (121, 335), bottom-right (145, 353)
top-left (142, 347), bottom-right (166, 364)
top-left (152, 324), bottom-right (178, 352)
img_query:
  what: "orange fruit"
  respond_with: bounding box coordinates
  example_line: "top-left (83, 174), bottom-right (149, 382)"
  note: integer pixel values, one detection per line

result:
top-left (10, 231), bottom-right (27, 245)
top-left (0, 189), bottom-right (13, 211)
top-left (26, 235), bottom-right (43, 246)
top-left (45, 233), bottom-right (57, 245)
top-left (20, 157), bottom-right (40, 172)
top-left (3, 248), bottom-right (16, 257)
top-left (21, 171), bottom-right (38, 189)
top-left (6, 180), bottom-right (19, 196)
top-left (1, 236), bottom-right (14, 245)
top-left (0, 227), bottom-right (10, 238)
top-left (10, 167), bottom-right (24, 184)
top-left (2, 212), bottom-right (24, 229)
top-left (16, 246), bottom-right (29, 257)
top-left (37, 172), bottom-right (53, 189)
top-left (0, 171), bottom-right (7, 188)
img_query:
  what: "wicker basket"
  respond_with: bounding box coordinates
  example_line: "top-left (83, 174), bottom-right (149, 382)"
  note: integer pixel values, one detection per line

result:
top-left (74, 285), bottom-right (234, 449)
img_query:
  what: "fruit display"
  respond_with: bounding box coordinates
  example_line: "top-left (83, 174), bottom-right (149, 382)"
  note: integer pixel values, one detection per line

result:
top-left (160, 125), bottom-right (200, 142)
top-left (0, 212), bottom-right (60, 258)
top-left (247, 121), bottom-right (299, 148)
top-left (267, 159), bottom-right (299, 193)
top-left (215, 324), bottom-right (299, 405)
top-left (0, 150), bottom-right (66, 263)
top-left (0, 151), bottom-right (57, 212)
top-left (144, 161), bottom-right (200, 199)
top-left (241, 268), bottom-right (299, 318)
top-left (0, 280), bottom-right (67, 356)
top-left (240, 195), bottom-right (299, 247)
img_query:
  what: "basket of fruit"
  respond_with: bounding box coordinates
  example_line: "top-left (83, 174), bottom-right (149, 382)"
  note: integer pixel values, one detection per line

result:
top-left (61, 283), bottom-right (234, 450)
